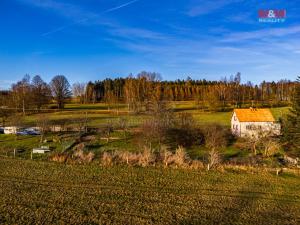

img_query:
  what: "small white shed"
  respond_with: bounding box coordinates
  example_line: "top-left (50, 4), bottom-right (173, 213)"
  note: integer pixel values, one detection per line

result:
top-left (32, 146), bottom-right (51, 154)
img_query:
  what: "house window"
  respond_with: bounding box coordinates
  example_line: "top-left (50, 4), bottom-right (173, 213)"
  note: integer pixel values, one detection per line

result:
top-left (246, 125), bottom-right (258, 130)
top-left (246, 125), bottom-right (250, 130)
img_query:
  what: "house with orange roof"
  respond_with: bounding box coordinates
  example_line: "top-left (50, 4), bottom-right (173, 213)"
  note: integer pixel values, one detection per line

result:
top-left (231, 108), bottom-right (281, 137)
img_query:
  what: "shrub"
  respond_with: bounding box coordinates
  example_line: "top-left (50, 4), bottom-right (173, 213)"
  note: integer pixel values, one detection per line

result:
top-left (173, 146), bottom-right (189, 167)
top-left (115, 151), bottom-right (140, 165)
top-left (202, 124), bottom-right (231, 150)
top-left (166, 128), bottom-right (203, 148)
top-left (74, 143), bottom-right (85, 151)
top-left (85, 152), bottom-right (95, 162)
top-left (159, 146), bottom-right (174, 167)
top-left (49, 153), bottom-right (68, 163)
top-left (138, 147), bottom-right (155, 167)
top-left (140, 119), bottom-right (166, 149)
top-left (73, 149), bottom-right (95, 163)
top-left (176, 112), bottom-right (195, 129)
top-left (189, 160), bottom-right (204, 170)
top-left (101, 152), bottom-right (113, 167)
top-left (207, 149), bottom-right (222, 170)
top-left (263, 140), bottom-right (281, 157)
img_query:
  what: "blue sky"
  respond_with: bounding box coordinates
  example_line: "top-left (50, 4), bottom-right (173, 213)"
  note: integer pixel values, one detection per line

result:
top-left (0, 0), bottom-right (299, 89)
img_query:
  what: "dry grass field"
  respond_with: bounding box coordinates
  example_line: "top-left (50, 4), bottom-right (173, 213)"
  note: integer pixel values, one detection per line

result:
top-left (0, 157), bottom-right (299, 224)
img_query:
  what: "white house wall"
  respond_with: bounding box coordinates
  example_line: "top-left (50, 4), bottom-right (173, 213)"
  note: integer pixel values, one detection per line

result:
top-left (231, 112), bottom-right (241, 136)
top-left (231, 112), bottom-right (281, 137)
top-left (239, 122), bottom-right (280, 137)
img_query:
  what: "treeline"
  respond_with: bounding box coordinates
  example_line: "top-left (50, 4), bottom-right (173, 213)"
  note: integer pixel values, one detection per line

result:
top-left (0, 71), bottom-right (298, 114)
top-left (84, 71), bottom-right (296, 112)
top-left (0, 74), bottom-right (71, 115)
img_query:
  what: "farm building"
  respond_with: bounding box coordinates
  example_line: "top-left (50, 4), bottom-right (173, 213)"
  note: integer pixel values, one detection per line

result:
top-left (231, 108), bottom-right (281, 137)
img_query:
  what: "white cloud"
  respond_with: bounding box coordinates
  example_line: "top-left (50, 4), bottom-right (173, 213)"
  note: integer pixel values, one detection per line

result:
top-left (187, 0), bottom-right (243, 17)
top-left (222, 25), bottom-right (300, 42)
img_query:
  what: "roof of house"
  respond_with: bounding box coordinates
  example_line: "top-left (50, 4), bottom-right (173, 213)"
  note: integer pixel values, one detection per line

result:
top-left (233, 108), bottom-right (275, 122)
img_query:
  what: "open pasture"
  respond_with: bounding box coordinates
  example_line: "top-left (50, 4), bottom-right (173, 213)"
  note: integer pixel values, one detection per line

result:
top-left (0, 157), bottom-right (299, 224)
top-left (21, 102), bottom-right (290, 127)
top-left (0, 103), bottom-right (290, 159)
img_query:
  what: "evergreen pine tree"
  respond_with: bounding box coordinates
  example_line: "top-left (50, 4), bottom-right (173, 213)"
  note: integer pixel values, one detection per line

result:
top-left (282, 76), bottom-right (300, 155)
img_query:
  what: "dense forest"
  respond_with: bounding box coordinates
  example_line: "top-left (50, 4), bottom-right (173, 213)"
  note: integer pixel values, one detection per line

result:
top-left (84, 72), bottom-right (296, 112)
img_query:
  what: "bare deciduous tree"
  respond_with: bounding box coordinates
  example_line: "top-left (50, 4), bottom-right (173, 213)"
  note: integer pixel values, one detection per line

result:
top-left (118, 117), bottom-right (129, 139)
top-left (50, 75), bottom-right (71, 109)
top-left (0, 92), bottom-right (10, 127)
top-left (203, 124), bottom-right (229, 151)
top-left (103, 121), bottom-right (114, 143)
top-left (203, 124), bottom-right (229, 170)
top-left (31, 75), bottom-right (51, 110)
top-left (263, 139), bottom-right (280, 157)
top-left (72, 82), bottom-right (86, 104)
top-left (207, 149), bottom-right (221, 170)
top-left (11, 74), bottom-right (31, 115)
top-left (74, 112), bottom-right (88, 135)
top-left (36, 114), bottom-right (50, 143)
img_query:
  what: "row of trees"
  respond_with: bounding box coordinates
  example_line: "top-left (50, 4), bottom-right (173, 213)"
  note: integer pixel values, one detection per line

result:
top-left (83, 72), bottom-right (296, 112)
top-left (1, 72), bottom-right (298, 114)
top-left (0, 75), bottom-right (72, 114)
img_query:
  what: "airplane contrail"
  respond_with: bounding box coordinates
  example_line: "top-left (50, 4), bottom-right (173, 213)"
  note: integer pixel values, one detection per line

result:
top-left (41, 0), bottom-right (140, 37)
top-left (102, 0), bottom-right (139, 13)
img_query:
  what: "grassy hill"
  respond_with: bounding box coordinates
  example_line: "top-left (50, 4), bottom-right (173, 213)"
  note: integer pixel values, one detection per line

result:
top-left (0, 157), bottom-right (299, 224)
top-left (0, 104), bottom-right (291, 160)
top-left (21, 103), bottom-right (290, 127)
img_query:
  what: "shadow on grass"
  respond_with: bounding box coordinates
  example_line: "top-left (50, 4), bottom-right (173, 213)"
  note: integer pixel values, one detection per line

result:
top-left (177, 176), bottom-right (299, 225)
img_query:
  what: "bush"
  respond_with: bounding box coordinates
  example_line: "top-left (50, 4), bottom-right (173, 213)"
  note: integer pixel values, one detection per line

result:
top-left (97, 146), bottom-right (217, 170)
top-left (49, 153), bottom-right (68, 163)
top-left (115, 151), bottom-right (140, 165)
top-left (202, 124), bottom-right (232, 150)
top-left (166, 128), bottom-right (204, 148)
top-left (207, 149), bottom-right (222, 170)
top-left (73, 150), bottom-right (95, 164)
top-left (159, 145), bottom-right (174, 167)
top-left (140, 119), bottom-right (166, 149)
top-left (138, 147), bottom-right (155, 167)
top-left (173, 146), bottom-right (190, 167)
top-left (101, 152), bottom-right (113, 167)
top-left (189, 160), bottom-right (204, 170)
top-left (264, 140), bottom-right (281, 157)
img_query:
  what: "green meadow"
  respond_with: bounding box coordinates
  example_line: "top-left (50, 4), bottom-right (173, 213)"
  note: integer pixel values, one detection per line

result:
top-left (21, 102), bottom-right (290, 127)
top-left (0, 103), bottom-right (290, 159)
